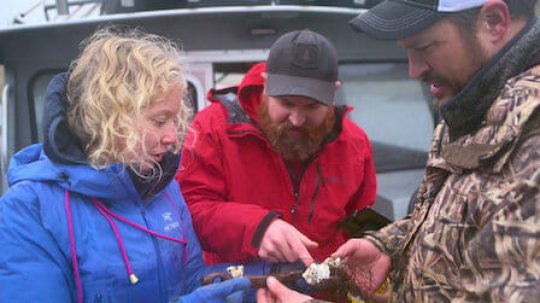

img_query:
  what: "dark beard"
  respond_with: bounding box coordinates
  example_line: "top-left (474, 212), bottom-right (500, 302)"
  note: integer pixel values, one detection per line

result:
top-left (428, 24), bottom-right (489, 109)
top-left (257, 97), bottom-right (335, 161)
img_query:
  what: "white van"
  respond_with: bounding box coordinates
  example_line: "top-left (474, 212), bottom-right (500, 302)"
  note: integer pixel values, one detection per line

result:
top-left (0, 0), bottom-right (435, 220)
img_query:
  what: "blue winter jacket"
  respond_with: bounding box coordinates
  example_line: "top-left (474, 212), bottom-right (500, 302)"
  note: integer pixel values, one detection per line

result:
top-left (0, 144), bottom-right (205, 303)
top-left (0, 73), bottom-right (208, 302)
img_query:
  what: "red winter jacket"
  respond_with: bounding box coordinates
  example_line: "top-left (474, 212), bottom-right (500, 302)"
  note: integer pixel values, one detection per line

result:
top-left (177, 62), bottom-right (376, 264)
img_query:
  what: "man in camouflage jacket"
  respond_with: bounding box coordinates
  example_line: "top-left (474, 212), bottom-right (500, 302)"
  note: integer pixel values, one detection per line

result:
top-left (256, 1), bottom-right (540, 303)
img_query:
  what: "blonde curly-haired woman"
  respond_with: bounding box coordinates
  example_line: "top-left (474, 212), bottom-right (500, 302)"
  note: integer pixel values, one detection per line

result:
top-left (0, 26), bottom-right (252, 303)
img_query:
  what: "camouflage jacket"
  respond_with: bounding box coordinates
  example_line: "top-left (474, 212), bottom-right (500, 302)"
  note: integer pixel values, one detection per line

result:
top-left (366, 42), bottom-right (540, 303)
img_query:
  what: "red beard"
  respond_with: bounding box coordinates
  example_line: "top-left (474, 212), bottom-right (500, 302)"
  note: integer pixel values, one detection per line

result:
top-left (257, 97), bottom-right (335, 161)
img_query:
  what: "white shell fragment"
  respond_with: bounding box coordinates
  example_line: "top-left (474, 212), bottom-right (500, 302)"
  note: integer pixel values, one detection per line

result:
top-left (302, 262), bottom-right (330, 285)
top-left (227, 265), bottom-right (244, 278)
top-left (302, 257), bottom-right (342, 285)
top-left (327, 257), bottom-right (342, 268)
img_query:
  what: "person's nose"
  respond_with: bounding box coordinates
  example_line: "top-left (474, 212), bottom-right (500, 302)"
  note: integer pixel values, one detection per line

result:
top-left (288, 110), bottom-right (306, 127)
top-left (160, 123), bottom-right (178, 146)
top-left (408, 51), bottom-right (430, 80)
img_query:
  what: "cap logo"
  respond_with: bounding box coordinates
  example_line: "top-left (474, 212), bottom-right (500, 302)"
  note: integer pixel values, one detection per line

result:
top-left (292, 43), bottom-right (318, 69)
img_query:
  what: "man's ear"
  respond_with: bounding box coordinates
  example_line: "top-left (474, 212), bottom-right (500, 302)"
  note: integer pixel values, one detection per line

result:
top-left (335, 81), bottom-right (341, 89)
top-left (479, 0), bottom-right (510, 45)
top-left (261, 72), bottom-right (268, 81)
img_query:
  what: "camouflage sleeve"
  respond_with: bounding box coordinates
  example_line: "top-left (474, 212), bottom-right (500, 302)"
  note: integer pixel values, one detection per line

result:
top-left (362, 158), bottom-right (439, 269)
top-left (362, 122), bottom-right (448, 267)
top-left (362, 214), bottom-right (416, 269)
top-left (455, 124), bottom-right (540, 301)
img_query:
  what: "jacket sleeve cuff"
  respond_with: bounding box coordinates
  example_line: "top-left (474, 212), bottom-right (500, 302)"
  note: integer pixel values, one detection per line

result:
top-left (250, 211), bottom-right (282, 248)
top-left (363, 234), bottom-right (388, 256)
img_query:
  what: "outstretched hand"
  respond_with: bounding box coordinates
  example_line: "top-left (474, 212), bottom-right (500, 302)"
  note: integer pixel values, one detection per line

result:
top-left (332, 238), bottom-right (391, 295)
top-left (256, 277), bottom-right (313, 303)
top-left (258, 219), bottom-right (318, 266)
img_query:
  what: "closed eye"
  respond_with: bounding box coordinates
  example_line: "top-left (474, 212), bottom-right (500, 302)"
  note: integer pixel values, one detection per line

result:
top-left (307, 103), bottom-right (322, 110)
top-left (414, 43), bottom-right (434, 53)
top-left (280, 99), bottom-right (296, 108)
top-left (152, 117), bottom-right (168, 127)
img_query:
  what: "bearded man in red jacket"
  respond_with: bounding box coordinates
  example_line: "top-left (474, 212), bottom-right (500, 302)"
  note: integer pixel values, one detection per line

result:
top-left (177, 29), bottom-right (377, 267)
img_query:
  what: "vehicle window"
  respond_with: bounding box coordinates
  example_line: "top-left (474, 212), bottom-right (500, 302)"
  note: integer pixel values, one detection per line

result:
top-left (214, 62), bottom-right (257, 89)
top-left (32, 73), bottom-right (57, 143)
top-left (215, 72), bottom-right (244, 89)
top-left (185, 81), bottom-right (198, 113)
top-left (338, 63), bottom-right (433, 172)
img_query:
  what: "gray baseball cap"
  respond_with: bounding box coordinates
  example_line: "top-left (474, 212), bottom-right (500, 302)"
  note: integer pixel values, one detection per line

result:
top-left (350, 0), bottom-right (487, 40)
top-left (266, 29), bottom-right (338, 106)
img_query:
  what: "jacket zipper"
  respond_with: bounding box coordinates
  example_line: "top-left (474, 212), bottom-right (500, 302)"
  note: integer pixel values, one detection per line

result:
top-left (291, 191), bottom-right (300, 216)
top-left (141, 208), bottom-right (167, 303)
top-left (290, 163), bottom-right (325, 225)
top-left (308, 164), bottom-right (324, 224)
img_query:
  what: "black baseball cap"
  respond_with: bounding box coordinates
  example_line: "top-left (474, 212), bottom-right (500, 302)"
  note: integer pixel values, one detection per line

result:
top-left (266, 29), bottom-right (338, 106)
top-left (350, 0), bottom-right (487, 40)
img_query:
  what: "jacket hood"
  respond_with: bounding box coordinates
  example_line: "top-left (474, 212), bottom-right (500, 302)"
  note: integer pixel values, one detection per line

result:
top-left (8, 143), bottom-right (179, 201)
top-left (7, 144), bottom-right (132, 200)
top-left (25, 73), bottom-right (127, 199)
top-left (42, 72), bottom-right (88, 164)
top-left (237, 62), bottom-right (266, 122)
top-left (207, 62), bottom-right (266, 122)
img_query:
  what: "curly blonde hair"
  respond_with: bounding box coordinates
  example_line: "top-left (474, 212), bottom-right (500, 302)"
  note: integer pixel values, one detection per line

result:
top-left (66, 26), bottom-right (191, 174)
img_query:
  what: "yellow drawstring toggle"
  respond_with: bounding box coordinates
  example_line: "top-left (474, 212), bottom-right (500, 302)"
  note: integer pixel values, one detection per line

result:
top-left (346, 277), bottom-right (392, 303)
top-left (129, 274), bottom-right (139, 284)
